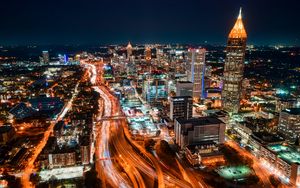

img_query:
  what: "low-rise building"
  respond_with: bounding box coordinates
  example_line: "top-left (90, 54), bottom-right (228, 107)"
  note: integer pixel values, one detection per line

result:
top-left (248, 132), bottom-right (284, 157)
top-left (185, 141), bottom-right (224, 166)
top-left (276, 98), bottom-right (297, 112)
top-left (48, 151), bottom-right (76, 169)
top-left (259, 144), bottom-right (300, 185)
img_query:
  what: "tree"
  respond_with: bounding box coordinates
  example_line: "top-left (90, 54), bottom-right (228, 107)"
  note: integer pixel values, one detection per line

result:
top-left (144, 138), bottom-right (156, 151)
top-left (157, 140), bottom-right (174, 156)
top-left (85, 167), bottom-right (101, 188)
top-left (269, 175), bottom-right (281, 187)
top-left (30, 173), bottom-right (41, 185)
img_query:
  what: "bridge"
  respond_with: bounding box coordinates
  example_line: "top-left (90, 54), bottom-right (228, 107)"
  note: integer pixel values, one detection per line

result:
top-left (97, 115), bottom-right (127, 121)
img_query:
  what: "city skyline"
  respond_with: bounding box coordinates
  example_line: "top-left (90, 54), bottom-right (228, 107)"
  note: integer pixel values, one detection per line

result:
top-left (1, 1), bottom-right (300, 188)
top-left (0, 0), bottom-right (299, 46)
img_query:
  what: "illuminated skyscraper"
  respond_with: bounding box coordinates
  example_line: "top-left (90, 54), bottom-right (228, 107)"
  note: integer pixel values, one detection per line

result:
top-left (42, 51), bottom-right (49, 64)
top-left (222, 8), bottom-right (247, 114)
top-left (126, 41), bottom-right (132, 58)
top-left (186, 48), bottom-right (206, 101)
top-left (145, 46), bottom-right (151, 63)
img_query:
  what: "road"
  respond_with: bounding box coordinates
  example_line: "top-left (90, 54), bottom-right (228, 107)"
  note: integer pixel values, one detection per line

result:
top-left (21, 81), bottom-right (80, 188)
top-left (83, 60), bottom-right (132, 187)
top-left (225, 140), bottom-right (273, 187)
top-left (84, 59), bottom-right (201, 188)
top-left (93, 86), bottom-right (131, 188)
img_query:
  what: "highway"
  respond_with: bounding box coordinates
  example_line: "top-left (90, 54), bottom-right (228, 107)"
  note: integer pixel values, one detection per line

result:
top-left (93, 86), bottom-right (131, 188)
top-left (83, 60), bottom-right (132, 187)
top-left (84, 59), bottom-right (202, 188)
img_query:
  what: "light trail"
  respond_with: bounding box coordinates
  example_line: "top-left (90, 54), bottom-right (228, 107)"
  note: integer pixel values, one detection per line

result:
top-left (84, 59), bottom-right (131, 188)
top-left (85, 59), bottom-right (194, 188)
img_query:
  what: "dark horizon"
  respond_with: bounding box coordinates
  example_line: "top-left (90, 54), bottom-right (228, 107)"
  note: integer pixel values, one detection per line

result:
top-left (0, 0), bottom-right (299, 46)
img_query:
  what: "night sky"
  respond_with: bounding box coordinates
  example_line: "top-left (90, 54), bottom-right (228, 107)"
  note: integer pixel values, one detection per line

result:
top-left (0, 0), bottom-right (299, 45)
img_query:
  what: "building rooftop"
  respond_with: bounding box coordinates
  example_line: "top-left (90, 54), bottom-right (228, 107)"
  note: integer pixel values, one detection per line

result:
top-left (251, 132), bottom-right (284, 145)
top-left (282, 108), bottom-right (300, 115)
top-left (186, 141), bottom-right (216, 150)
top-left (176, 117), bottom-right (224, 126)
top-left (177, 81), bottom-right (193, 84)
top-left (171, 96), bottom-right (192, 99)
top-left (268, 144), bottom-right (300, 165)
top-left (9, 103), bottom-right (35, 119)
top-left (206, 88), bottom-right (222, 93)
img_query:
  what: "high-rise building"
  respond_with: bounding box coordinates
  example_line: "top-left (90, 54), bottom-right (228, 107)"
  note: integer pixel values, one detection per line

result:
top-left (42, 51), bottom-right (50, 64)
top-left (278, 108), bottom-right (300, 142)
top-left (222, 8), bottom-right (247, 114)
top-left (276, 98), bottom-right (298, 112)
top-left (143, 78), bottom-right (167, 105)
top-left (126, 42), bottom-right (133, 58)
top-left (176, 81), bottom-right (193, 97)
top-left (186, 48), bottom-right (206, 101)
top-left (170, 96), bottom-right (193, 121)
top-left (145, 46), bottom-right (151, 63)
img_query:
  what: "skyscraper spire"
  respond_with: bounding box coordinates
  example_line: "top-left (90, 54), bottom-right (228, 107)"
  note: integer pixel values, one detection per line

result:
top-left (228, 7), bottom-right (247, 39)
top-left (238, 7), bottom-right (242, 19)
top-left (222, 8), bottom-right (248, 114)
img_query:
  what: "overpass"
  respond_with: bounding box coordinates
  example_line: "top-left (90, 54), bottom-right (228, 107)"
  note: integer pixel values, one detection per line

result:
top-left (98, 115), bottom-right (127, 121)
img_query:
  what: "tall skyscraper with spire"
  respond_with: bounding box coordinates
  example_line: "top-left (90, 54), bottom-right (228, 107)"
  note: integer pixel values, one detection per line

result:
top-left (145, 46), bottom-right (152, 63)
top-left (222, 8), bottom-right (247, 114)
top-left (126, 41), bottom-right (133, 59)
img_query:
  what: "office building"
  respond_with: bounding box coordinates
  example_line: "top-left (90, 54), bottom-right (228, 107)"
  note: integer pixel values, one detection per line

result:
top-left (42, 51), bottom-right (50, 64)
top-left (174, 117), bottom-right (225, 149)
top-left (143, 78), bottom-right (167, 105)
top-left (248, 132), bottom-right (284, 157)
top-left (186, 48), bottom-right (206, 101)
top-left (260, 144), bottom-right (300, 185)
top-left (278, 108), bottom-right (300, 142)
top-left (170, 96), bottom-right (193, 121)
top-left (222, 8), bottom-right (247, 113)
top-left (276, 98), bottom-right (298, 112)
top-left (176, 81), bottom-right (193, 97)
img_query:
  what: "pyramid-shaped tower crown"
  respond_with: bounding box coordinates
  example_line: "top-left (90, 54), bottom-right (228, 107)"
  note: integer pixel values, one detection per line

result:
top-left (228, 8), bottom-right (247, 39)
top-left (127, 42), bottom-right (132, 49)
